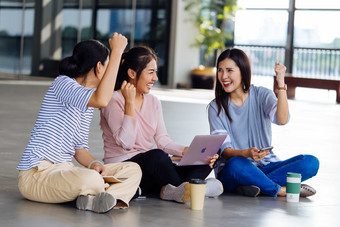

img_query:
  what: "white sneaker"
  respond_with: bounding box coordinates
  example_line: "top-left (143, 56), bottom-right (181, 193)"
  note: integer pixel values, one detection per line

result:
top-left (205, 178), bottom-right (223, 197)
top-left (76, 192), bottom-right (116, 213)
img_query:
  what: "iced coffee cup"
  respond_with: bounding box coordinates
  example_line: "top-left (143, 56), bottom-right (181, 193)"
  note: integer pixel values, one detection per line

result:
top-left (189, 178), bottom-right (207, 210)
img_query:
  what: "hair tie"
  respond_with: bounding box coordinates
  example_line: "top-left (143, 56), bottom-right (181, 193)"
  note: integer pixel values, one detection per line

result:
top-left (121, 52), bottom-right (127, 64)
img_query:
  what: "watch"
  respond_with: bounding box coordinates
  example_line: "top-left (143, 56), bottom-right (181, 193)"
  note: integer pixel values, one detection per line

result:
top-left (277, 84), bottom-right (287, 90)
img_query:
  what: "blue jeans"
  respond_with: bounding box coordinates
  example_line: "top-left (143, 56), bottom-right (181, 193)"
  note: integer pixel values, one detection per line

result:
top-left (217, 155), bottom-right (319, 196)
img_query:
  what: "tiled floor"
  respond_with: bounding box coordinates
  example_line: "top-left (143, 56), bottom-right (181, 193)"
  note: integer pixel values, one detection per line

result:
top-left (0, 78), bottom-right (339, 227)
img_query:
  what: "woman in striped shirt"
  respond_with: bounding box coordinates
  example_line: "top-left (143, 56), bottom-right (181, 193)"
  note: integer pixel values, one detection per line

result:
top-left (17, 33), bottom-right (142, 213)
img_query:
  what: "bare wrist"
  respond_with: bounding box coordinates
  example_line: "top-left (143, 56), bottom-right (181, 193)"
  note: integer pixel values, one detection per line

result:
top-left (243, 149), bottom-right (251, 158)
top-left (125, 101), bottom-right (135, 106)
top-left (110, 48), bottom-right (125, 56)
top-left (277, 80), bottom-right (285, 87)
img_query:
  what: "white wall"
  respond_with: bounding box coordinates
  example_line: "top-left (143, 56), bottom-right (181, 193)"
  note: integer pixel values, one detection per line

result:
top-left (168, 0), bottom-right (200, 88)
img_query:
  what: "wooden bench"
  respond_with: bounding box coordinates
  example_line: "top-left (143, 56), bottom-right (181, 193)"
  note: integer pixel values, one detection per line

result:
top-left (274, 75), bottom-right (340, 103)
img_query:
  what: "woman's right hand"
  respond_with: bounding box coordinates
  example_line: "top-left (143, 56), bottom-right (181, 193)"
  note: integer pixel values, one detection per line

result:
top-left (108, 32), bottom-right (128, 54)
top-left (121, 80), bottom-right (136, 105)
top-left (247, 147), bottom-right (269, 162)
top-left (121, 80), bottom-right (136, 117)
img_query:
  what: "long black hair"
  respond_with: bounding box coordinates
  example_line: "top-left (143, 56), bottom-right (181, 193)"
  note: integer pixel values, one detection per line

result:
top-left (115, 46), bottom-right (157, 91)
top-left (214, 48), bottom-right (251, 122)
top-left (59, 39), bottom-right (109, 79)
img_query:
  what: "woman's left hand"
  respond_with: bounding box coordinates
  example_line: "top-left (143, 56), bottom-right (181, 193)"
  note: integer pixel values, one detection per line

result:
top-left (92, 163), bottom-right (109, 176)
top-left (275, 62), bottom-right (286, 86)
top-left (182, 147), bottom-right (189, 156)
top-left (208, 154), bottom-right (219, 168)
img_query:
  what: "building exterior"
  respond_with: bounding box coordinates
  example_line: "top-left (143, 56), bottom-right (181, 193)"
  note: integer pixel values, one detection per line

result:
top-left (0, 0), bottom-right (199, 88)
top-left (1, 0), bottom-right (340, 87)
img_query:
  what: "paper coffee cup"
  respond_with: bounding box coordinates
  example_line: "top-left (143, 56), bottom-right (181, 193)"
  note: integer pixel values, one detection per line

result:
top-left (189, 179), bottom-right (207, 210)
top-left (286, 172), bottom-right (301, 202)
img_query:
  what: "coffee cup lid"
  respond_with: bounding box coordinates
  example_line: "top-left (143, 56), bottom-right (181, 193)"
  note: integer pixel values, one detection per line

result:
top-left (287, 172), bottom-right (301, 178)
top-left (189, 178), bottom-right (207, 184)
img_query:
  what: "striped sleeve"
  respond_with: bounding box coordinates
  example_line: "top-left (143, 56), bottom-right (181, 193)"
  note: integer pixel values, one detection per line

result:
top-left (52, 75), bottom-right (94, 112)
top-left (16, 75), bottom-right (95, 170)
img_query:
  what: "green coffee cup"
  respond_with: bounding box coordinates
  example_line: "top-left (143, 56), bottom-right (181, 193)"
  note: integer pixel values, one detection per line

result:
top-left (286, 172), bottom-right (301, 202)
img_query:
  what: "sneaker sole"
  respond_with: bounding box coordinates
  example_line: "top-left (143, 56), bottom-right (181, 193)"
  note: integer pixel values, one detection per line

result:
top-left (300, 184), bottom-right (316, 197)
top-left (76, 192), bottom-right (116, 213)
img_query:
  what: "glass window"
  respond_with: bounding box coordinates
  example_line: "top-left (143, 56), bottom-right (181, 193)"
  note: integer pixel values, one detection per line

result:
top-left (296, 0), bottom-right (340, 9)
top-left (0, 9), bottom-right (33, 36)
top-left (135, 0), bottom-right (170, 85)
top-left (63, 0), bottom-right (93, 8)
top-left (134, 9), bottom-right (151, 41)
top-left (294, 11), bottom-right (340, 48)
top-left (96, 9), bottom-right (133, 46)
top-left (97, 0), bottom-right (132, 8)
top-left (237, 0), bottom-right (289, 9)
top-left (62, 8), bottom-right (92, 57)
top-left (0, 0), bottom-right (171, 83)
top-left (234, 10), bottom-right (288, 46)
top-left (96, 0), bottom-right (170, 85)
top-left (0, 0), bottom-right (34, 7)
top-left (0, 3), bottom-right (34, 74)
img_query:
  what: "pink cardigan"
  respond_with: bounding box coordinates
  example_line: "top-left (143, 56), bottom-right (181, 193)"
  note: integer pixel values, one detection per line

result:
top-left (100, 91), bottom-right (185, 163)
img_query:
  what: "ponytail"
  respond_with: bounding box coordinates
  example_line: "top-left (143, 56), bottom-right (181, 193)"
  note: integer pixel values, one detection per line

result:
top-left (114, 52), bottom-right (128, 90)
top-left (58, 39), bottom-right (109, 79)
top-left (59, 56), bottom-right (79, 78)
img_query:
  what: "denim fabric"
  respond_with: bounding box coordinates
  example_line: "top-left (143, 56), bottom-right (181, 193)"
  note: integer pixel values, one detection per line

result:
top-left (217, 155), bottom-right (319, 196)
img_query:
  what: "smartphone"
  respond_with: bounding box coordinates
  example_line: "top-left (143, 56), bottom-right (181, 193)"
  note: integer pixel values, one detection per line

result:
top-left (260, 146), bottom-right (274, 151)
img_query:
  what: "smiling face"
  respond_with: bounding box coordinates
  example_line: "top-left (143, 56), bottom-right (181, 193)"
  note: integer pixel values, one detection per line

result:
top-left (217, 58), bottom-right (243, 94)
top-left (135, 59), bottom-right (158, 95)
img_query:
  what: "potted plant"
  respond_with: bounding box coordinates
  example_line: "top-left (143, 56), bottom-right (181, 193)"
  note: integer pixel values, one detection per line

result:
top-left (184, 0), bottom-right (238, 89)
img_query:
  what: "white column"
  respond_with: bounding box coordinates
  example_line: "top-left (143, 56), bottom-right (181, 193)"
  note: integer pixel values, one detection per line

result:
top-left (168, 0), bottom-right (200, 88)
top-left (40, 0), bottom-right (63, 60)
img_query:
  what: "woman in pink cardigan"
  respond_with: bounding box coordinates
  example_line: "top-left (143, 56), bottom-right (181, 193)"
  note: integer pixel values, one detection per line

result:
top-left (100, 46), bottom-right (222, 203)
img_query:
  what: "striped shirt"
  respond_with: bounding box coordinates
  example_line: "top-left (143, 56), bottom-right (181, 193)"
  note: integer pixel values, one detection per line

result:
top-left (17, 75), bottom-right (95, 170)
top-left (208, 85), bottom-right (289, 174)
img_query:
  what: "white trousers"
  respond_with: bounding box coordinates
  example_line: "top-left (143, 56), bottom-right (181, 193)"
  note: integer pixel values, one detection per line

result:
top-left (18, 160), bottom-right (142, 207)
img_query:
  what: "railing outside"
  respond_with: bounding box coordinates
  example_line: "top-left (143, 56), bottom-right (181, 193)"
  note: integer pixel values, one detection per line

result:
top-left (235, 45), bottom-right (340, 80)
top-left (235, 45), bottom-right (285, 76)
top-left (294, 48), bottom-right (340, 79)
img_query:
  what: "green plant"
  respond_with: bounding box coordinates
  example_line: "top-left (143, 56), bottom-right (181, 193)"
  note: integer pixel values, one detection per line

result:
top-left (184, 0), bottom-right (238, 66)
